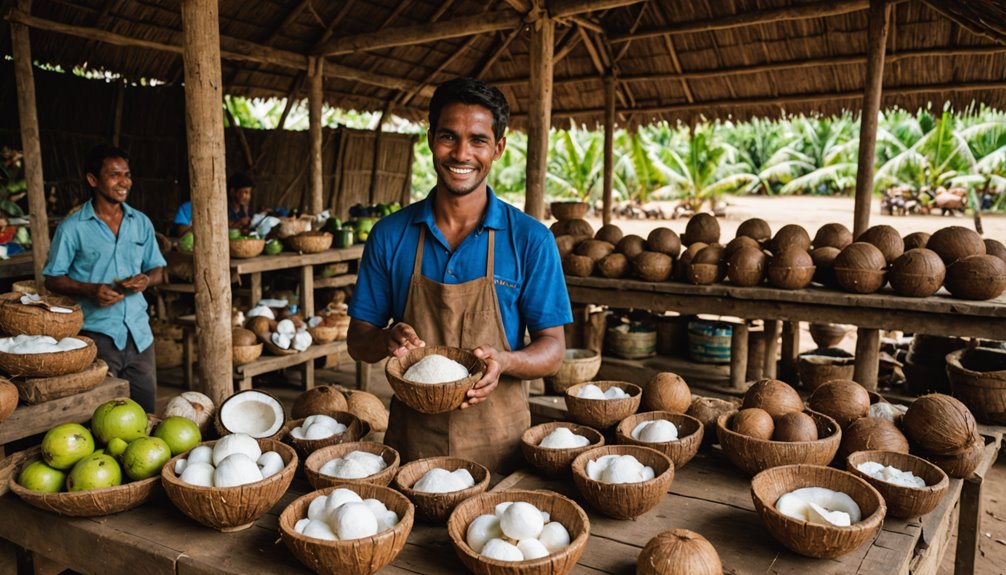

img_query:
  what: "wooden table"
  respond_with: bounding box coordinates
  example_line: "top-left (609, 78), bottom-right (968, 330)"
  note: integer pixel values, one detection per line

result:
top-left (565, 276), bottom-right (1006, 389)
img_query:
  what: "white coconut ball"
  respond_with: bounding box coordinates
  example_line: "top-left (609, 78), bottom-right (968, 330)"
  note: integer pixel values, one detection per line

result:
top-left (307, 495), bottom-right (329, 521)
top-left (320, 457), bottom-right (371, 479)
top-left (633, 420), bottom-right (679, 442)
top-left (324, 488), bottom-right (364, 517)
top-left (303, 519), bottom-right (338, 541)
top-left (517, 538), bottom-right (550, 560)
top-left (377, 510), bottom-right (400, 532)
top-left (466, 514), bottom-right (502, 553)
top-left (179, 462), bottom-right (215, 487)
top-left (539, 427), bottom-right (590, 449)
top-left (332, 502), bottom-right (379, 540)
top-left (539, 521), bottom-right (571, 553)
top-left (585, 455), bottom-right (619, 481)
top-left (213, 453), bottom-right (264, 488)
top-left (413, 468), bottom-right (472, 493)
top-left (174, 458), bottom-right (188, 475)
top-left (576, 384), bottom-right (606, 400)
top-left (212, 433), bottom-right (261, 466)
top-left (257, 451), bottom-right (284, 478)
top-left (602, 386), bottom-right (629, 399)
top-left (481, 538), bottom-right (524, 562)
top-left (188, 445), bottom-right (213, 466)
top-left (294, 518), bottom-right (311, 534)
top-left (500, 501), bottom-right (545, 540)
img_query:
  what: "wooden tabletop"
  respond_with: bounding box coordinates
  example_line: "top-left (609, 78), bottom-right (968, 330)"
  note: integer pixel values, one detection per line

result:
top-left (229, 246), bottom-right (364, 275)
top-left (0, 377), bottom-right (130, 447)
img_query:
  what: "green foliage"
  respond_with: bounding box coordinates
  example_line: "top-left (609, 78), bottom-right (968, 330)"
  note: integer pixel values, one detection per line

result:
top-left (1, 147), bottom-right (27, 220)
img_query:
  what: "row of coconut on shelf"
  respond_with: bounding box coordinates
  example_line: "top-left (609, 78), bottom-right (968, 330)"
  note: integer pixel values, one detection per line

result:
top-left (229, 296), bottom-right (351, 364)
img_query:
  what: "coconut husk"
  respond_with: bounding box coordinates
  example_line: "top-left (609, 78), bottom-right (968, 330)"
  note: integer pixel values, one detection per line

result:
top-left (839, 417), bottom-right (910, 461)
top-left (303, 441), bottom-right (400, 489)
top-left (808, 378), bottom-right (870, 427)
top-left (293, 385), bottom-right (349, 419)
top-left (834, 267), bottom-right (887, 294)
top-left (597, 252), bottom-right (629, 279)
top-left (550, 218), bottom-right (593, 238)
top-left (846, 450), bottom-right (949, 519)
top-left (261, 333), bottom-right (300, 356)
top-left (575, 239), bottom-right (615, 262)
top-left (545, 348), bottom-right (601, 393)
top-left (594, 224), bottom-right (624, 246)
top-left (646, 228), bottom-right (682, 257)
top-left (769, 224), bottom-right (811, 254)
top-left (564, 381), bottom-right (642, 429)
top-left (637, 529), bottom-right (723, 575)
top-left (674, 242), bottom-right (706, 281)
top-left (279, 482), bottom-right (414, 575)
top-left (12, 359), bottom-right (108, 404)
top-left (232, 343), bottom-right (263, 366)
top-left (615, 412), bottom-right (704, 469)
top-left (736, 218), bottom-right (772, 244)
top-left (570, 444), bottom-right (674, 519)
top-left (903, 393), bottom-right (979, 456)
top-left (632, 251), bottom-right (673, 282)
top-left (750, 464), bottom-right (886, 559)
top-left (813, 223), bottom-right (853, 250)
top-left (550, 201), bottom-right (589, 220)
top-left (732, 408), bottom-right (775, 439)
top-left (716, 410), bottom-right (841, 476)
top-left (0, 292), bottom-right (84, 340)
top-left (944, 255), bottom-right (1006, 300)
top-left (521, 421), bottom-right (605, 476)
top-left (857, 225), bottom-right (904, 265)
top-left (345, 390), bottom-right (389, 433)
top-left (889, 248), bottom-right (946, 297)
top-left (903, 231), bottom-right (931, 251)
top-left (283, 412), bottom-right (369, 457)
top-left (446, 489), bottom-right (590, 575)
top-left (766, 264), bottom-right (815, 290)
top-left (808, 323), bottom-right (848, 348)
top-left (614, 234), bottom-right (646, 259)
top-left (385, 346), bottom-right (484, 414)
top-left (642, 372), bottom-right (691, 413)
top-left (0, 378), bottom-right (17, 421)
top-left (810, 247), bottom-right (841, 287)
top-left (918, 435), bottom-right (986, 478)
top-left (927, 226), bottom-right (986, 265)
top-left (723, 235), bottom-right (761, 259)
top-left (229, 238), bottom-right (265, 259)
top-left (0, 336), bottom-right (97, 379)
top-left (392, 456), bottom-right (490, 523)
top-left (946, 347), bottom-right (1006, 425)
top-left (741, 378), bottom-right (804, 417)
top-left (308, 324), bottom-right (342, 344)
top-left (797, 349), bottom-right (855, 392)
top-left (687, 396), bottom-right (740, 447)
top-left (985, 238), bottom-right (1006, 264)
top-left (562, 253), bottom-right (593, 277)
top-left (683, 213), bottom-right (720, 245)
top-left (726, 246), bottom-right (767, 287)
top-left (161, 438), bottom-right (297, 532)
top-left (555, 235), bottom-right (578, 258)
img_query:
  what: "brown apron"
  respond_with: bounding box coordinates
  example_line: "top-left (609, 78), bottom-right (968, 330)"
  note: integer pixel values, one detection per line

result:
top-left (384, 227), bottom-right (530, 474)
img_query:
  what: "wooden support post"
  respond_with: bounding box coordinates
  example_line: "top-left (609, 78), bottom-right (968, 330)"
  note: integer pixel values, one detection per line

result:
top-left (852, 0), bottom-right (891, 237)
top-left (780, 321), bottom-right (800, 383)
top-left (368, 108), bottom-right (389, 205)
top-left (111, 82), bottom-right (124, 147)
top-left (181, 0), bottom-right (234, 405)
top-left (602, 74), bottom-right (615, 226)
top-left (11, 0), bottom-right (51, 293)
top-left (301, 264), bottom-right (315, 317)
top-left (249, 272), bottom-right (262, 307)
top-left (729, 321), bottom-right (749, 390)
top-left (308, 56), bottom-right (325, 214)
top-left (762, 320), bottom-right (782, 379)
top-left (524, 11), bottom-right (554, 221)
top-left (955, 473), bottom-right (984, 575)
top-left (853, 327), bottom-right (880, 390)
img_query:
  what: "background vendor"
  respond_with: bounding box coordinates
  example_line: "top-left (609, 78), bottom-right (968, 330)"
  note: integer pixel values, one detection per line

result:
top-left (172, 172), bottom-right (255, 236)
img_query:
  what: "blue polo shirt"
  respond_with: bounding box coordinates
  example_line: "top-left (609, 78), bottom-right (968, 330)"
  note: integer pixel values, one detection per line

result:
top-left (349, 187), bottom-right (572, 351)
top-left (173, 201), bottom-right (192, 226)
top-left (43, 200), bottom-right (167, 352)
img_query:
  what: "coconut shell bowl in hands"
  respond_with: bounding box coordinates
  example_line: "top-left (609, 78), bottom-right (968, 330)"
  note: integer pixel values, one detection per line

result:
top-left (385, 346), bottom-right (486, 414)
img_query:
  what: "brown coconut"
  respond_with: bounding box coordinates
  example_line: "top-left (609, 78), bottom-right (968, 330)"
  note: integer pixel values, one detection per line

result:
top-left (811, 246), bottom-right (841, 287)
top-left (769, 224), bottom-right (811, 255)
top-left (576, 239), bottom-right (616, 262)
top-left (767, 247), bottom-right (815, 289)
top-left (857, 225), bottom-right (904, 266)
top-left (595, 224), bottom-right (624, 246)
top-left (903, 393), bottom-right (979, 455)
top-left (772, 411), bottom-right (819, 442)
top-left (675, 242), bottom-right (707, 281)
top-left (683, 213), bottom-right (720, 245)
top-left (888, 248), bottom-right (946, 298)
top-left (813, 223), bottom-right (853, 250)
top-left (291, 385), bottom-right (349, 419)
top-left (927, 226), bottom-right (986, 265)
top-left (550, 218), bottom-right (594, 239)
top-left (647, 227), bottom-right (682, 258)
top-left (741, 378), bottom-right (804, 417)
top-left (944, 255), bottom-right (1006, 300)
top-left (597, 253), bottom-right (629, 279)
top-left (232, 327), bottom-right (258, 347)
top-left (633, 251), bottom-right (674, 282)
top-left (736, 218), bottom-right (772, 244)
top-left (808, 379), bottom-right (870, 428)
top-left (723, 236), bottom-right (760, 259)
top-left (687, 396), bottom-right (740, 446)
top-left (562, 253), bottom-right (594, 277)
top-left (834, 242), bottom-right (887, 294)
top-left (984, 238), bottom-right (1006, 265)
top-left (555, 234), bottom-right (578, 258)
top-left (617, 234), bottom-right (647, 259)
top-left (726, 246), bottom-right (767, 287)
top-left (345, 390), bottom-right (389, 432)
top-left (0, 378), bottom-right (17, 421)
top-left (732, 408), bottom-right (775, 439)
top-left (840, 416), bottom-right (910, 459)
top-left (245, 316), bottom-right (274, 339)
top-left (687, 245), bottom-right (726, 285)
top-left (637, 529), bottom-right (723, 575)
top-left (643, 372), bottom-right (691, 413)
top-left (903, 231), bottom-right (931, 251)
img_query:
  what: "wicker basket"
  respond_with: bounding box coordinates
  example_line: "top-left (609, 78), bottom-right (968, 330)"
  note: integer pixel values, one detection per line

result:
top-left (279, 483), bottom-right (415, 575)
top-left (229, 238), bottom-right (265, 259)
top-left (846, 450), bottom-right (949, 519)
top-left (550, 201), bottom-right (589, 221)
top-left (797, 348), bottom-right (856, 392)
top-left (918, 435), bottom-right (986, 478)
top-left (309, 325), bottom-right (341, 344)
top-left (520, 422), bottom-right (605, 476)
top-left (606, 327), bottom-right (656, 359)
top-left (8, 446), bottom-right (161, 517)
top-left (304, 442), bottom-right (401, 489)
top-left (13, 359), bottom-right (108, 404)
top-left (11, 280), bottom-right (37, 294)
top-left (0, 335), bottom-right (97, 378)
top-left (545, 348), bottom-right (601, 394)
top-left (687, 319), bottom-right (733, 364)
top-left (750, 464), bottom-right (886, 558)
top-left (0, 292), bottom-right (84, 339)
top-left (446, 489), bottom-right (590, 575)
top-left (283, 412), bottom-right (370, 457)
top-left (393, 456), bottom-right (490, 523)
top-left (385, 346), bottom-right (486, 414)
top-left (563, 381), bottom-right (642, 429)
top-left (232, 343), bottom-right (263, 366)
top-left (274, 215), bottom-right (314, 239)
top-left (287, 231), bottom-right (334, 254)
top-left (716, 409), bottom-right (841, 476)
top-left (161, 438), bottom-right (297, 532)
top-left (570, 444), bottom-right (674, 519)
top-left (614, 412), bottom-right (704, 470)
top-left (946, 347), bottom-right (1006, 425)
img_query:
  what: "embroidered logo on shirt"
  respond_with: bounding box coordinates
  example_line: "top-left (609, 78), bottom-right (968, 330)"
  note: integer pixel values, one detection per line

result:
top-left (494, 277), bottom-right (519, 289)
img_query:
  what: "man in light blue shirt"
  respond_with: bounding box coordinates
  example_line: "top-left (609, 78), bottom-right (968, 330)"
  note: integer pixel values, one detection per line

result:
top-left (44, 144), bottom-right (166, 412)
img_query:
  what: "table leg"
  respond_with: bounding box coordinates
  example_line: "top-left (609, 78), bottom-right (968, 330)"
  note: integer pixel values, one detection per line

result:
top-left (955, 473), bottom-right (984, 575)
top-left (780, 321), bottom-right (800, 383)
top-left (729, 322), bottom-right (749, 390)
top-left (763, 320), bottom-right (782, 379)
top-left (356, 361), bottom-right (371, 392)
top-left (250, 273), bottom-right (262, 307)
top-left (853, 327), bottom-right (880, 390)
top-left (183, 328), bottom-right (195, 391)
top-left (238, 374), bottom-right (252, 392)
top-left (301, 357), bottom-right (315, 391)
top-left (301, 265), bottom-right (315, 317)
top-left (16, 547), bottom-right (63, 575)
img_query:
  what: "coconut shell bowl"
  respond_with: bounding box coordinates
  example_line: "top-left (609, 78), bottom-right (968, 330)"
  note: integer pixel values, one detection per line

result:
top-left (304, 441), bottom-right (401, 489)
top-left (446, 489), bottom-right (591, 575)
top-left (615, 411), bottom-right (704, 469)
top-left (0, 335), bottom-right (97, 379)
top-left (521, 422), bottom-right (605, 476)
top-left (393, 456), bottom-right (491, 523)
top-left (846, 450), bottom-right (949, 519)
top-left (283, 411), bottom-right (370, 457)
top-left (161, 438), bottom-right (297, 532)
top-left (716, 410), bottom-right (841, 476)
top-left (279, 483), bottom-right (415, 575)
top-left (546, 348), bottom-right (602, 394)
top-left (563, 381), bottom-right (642, 429)
top-left (750, 464), bottom-right (886, 559)
top-left (385, 346), bottom-right (486, 414)
top-left (570, 444), bottom-right (674, 520)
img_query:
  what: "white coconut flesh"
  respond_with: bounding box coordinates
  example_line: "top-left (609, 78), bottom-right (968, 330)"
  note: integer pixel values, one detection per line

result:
top-left (299, 490), bottom-right (399, 541)
top-left (219, 390), bottom-right (285, 438)
top-left (0, 334), bottom-right (86, 354)
top-left (467, 501), bottom-right (572, 561)
top-left (631, 420), bottom-right (679, 442)
top-left (403, 354), bottom-right (470, 384)
top-left (539, 427), bottom-right (590, 449)
top-left (775, 487), bottom-right (862, 526)
top-left (412, 467), bottom-right (476, 493)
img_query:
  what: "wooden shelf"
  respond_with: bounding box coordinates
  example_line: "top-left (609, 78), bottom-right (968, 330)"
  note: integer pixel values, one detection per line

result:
top-left (0, 377), bottom-right (130, 446)
top-left (312, 273), bottom-right (357, 289)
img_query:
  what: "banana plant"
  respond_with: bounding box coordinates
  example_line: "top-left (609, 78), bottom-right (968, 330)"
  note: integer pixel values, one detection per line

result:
top-left (545, 127), bottom-right (604, 202)
top-left (873, 111), bottom-right (977, 194)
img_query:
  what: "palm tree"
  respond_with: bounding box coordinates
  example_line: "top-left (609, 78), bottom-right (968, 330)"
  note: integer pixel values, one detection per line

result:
top-left (488, 133), bottom-right (528, 203)
top-left (873, 111), bottom-right (977, 195)
top-left (545, 127), bottom-right (604, 203)
top-left (953, 118), bottom-right (1006, 210)
top-left (723, 117), bottom-right (796, 195)
top-left (612, 127), bottom-right (673, 206)
top-left (759, 114), bottom-right (859, 195)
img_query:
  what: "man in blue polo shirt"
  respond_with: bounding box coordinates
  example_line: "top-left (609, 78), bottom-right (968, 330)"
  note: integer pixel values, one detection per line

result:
top-left (348, 77), bottom-right (571, 473)
top-left (44, 144), bottom-right (166, 412)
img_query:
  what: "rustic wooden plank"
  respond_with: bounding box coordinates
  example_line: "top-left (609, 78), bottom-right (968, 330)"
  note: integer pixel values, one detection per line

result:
top-left (230, 246), bottom-right (364, 275)
top-left (911, 496), bottom-right (959, 575)
top-left (313, 274), bottom-right (358, 289)
top-left (235, 341), bottom-right (347, 378)
top-left (0, 378), bottom-right (129, 445)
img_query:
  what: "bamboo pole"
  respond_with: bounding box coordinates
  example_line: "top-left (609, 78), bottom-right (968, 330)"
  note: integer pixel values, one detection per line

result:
top-left (853, 0), bottom-right (891, 238)
top-left (525, 11), bottom-right (554, 221)
top-left (602, 75), bottom-right (615, 226)
top-left (181, 0), bottom-right (233, 405)
top-left (10, 0), bottom-right (50, 292)
top-left (111, 82), bottom-right (124, 147)
top-left (308, 56), bottom-right (324, 214)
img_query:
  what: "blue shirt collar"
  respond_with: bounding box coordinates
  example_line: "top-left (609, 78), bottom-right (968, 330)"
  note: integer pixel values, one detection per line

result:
top-left (81, 198), bottom-right (136, 220)
top-left (412, 186), bottom-right (507, 234)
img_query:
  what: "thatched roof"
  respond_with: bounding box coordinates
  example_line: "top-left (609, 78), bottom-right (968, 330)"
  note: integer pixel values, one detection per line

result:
top-left (2, 0), bottom-right (1005, 129)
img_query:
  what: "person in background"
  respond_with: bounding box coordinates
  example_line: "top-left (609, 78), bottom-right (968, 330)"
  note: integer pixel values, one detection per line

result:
top-left (346, 78), bottom-right (570, 473)
top-left (171, 172), bottom-right (255, 236)
top-left (172, 193), bottom-right (193, 237)
top-left (44, 143), bottom-right (166, 412)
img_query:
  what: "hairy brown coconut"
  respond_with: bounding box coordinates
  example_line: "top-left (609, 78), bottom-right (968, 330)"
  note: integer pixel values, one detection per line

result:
top-left (643, 372), bottom-right (692, 413)
top-left (840, 417), bottom-right (910, 460)
top-left (813, 222), bottom-right (853, 250)
top-left (773, 411), bottom-right (819, 442)
top-left (675, 242), bottom-right (707, 281)
top-left (767, 247), bottom-right (815, 289)
top-left (617, 234), bottom-right (647, 259)
top-left (633, 251), bottom-right (674, 282)
top-left (723, 235), bottom-right (761, 259)
top-left (576, 239), bottom-right (616, 262)
top-left (857, 224), bottom-right (904, 266)
top-left (550, 218), bottom-right (594, 239)
top-left (769, 224), bottom-right (811, 255)
top-left (810, 246), bottom-right (841, 287)
top-left (888, 248), bottom-right (946, 298)
top-left (687, 245), bottom-right (726, 285)
top-left (688, 396), bottom-right (741, 446)
top-left (562, 253), bottom-right (594, 277)
top-left (834, 242), bottom-right (888, 294)
top-left (683, 213), bottom-right (720, 245)
top-left (637, 529), bottom-right (723, 575)
top-left (647, 227), bottom-right (682, 258)
top-left (732, 408), bottom-right (775, 439)
top-left (597, 252), bottom-right (629, 279)
top-left (736, 218), bottom-right (772, 244)
top-left (903, 231), bottom-right (931, 251)
top-left (232, 327), bottom-right (258, 347)
top-left (808, 379), bottom-right (870, 428)
top-left (944, 255), bottom-right (1006, 300)
top-left (984, 238), bottom-right (1006, 265)
top-left (0, 378), bottom-right (17, 422)
top-left (726, 245), bottom-right (767, 287)
top-left (927, 226), bottom-right (986, 265)
top-left (903, 393), bottom-right (979, 455)
top-left (292, 385), bottom-right (349, 419)
top-left (555, 234), bottom-right (578, 258)
top-left (595, 224), bottom-right (624, 246)
top-left (345, 390), bottom-right (389, 432)
top-left (742, 378), bottom-right (804, 417)
top-left (245, 315), bottom-right (275, 339)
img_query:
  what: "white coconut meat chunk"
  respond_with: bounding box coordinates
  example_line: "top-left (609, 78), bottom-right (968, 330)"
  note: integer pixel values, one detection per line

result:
top-left (403, 354), bottom-right (470, 384)
top-left (539, 427), bottom-right (590, 449)
top-left (576, 384), bottom-right (606, 400)
top-left (212, 433), bottom-right (262, 465)
top-left (218, 390), bottom-right (286, 438)
top-left (413, 467), bottom-right (470, 493)
top-left (632, 420), bottom-right (679, 442)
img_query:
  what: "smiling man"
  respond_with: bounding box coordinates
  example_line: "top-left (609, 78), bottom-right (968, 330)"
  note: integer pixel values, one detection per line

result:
top-left (347, 77), bottom-right (571, 473)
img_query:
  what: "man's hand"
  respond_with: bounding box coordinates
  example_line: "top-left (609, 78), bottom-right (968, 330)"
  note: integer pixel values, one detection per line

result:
top-left (92, 284), bottom-right (125, 307)
top-left (463, 345), bottom-right (510, 409)
top-left (387, 322), bottom-right (425, 358)
top-left (118, 273), bottom-right (151, 294)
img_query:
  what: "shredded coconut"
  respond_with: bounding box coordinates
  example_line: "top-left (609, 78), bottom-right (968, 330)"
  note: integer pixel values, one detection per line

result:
top-left (403, 354), bottom-right (470, 384)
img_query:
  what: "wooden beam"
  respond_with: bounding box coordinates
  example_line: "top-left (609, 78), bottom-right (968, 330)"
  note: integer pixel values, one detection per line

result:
top-left (181, 0), bottom-right (234, 405)
top-left (853, 0), bottom-right (892, 238)
top-left (602, 75), bottom-right (615, 226)
top-left (308, 57), bottom-right (324, 214)
top-left (549, 0), bottom-right (647, 19)
top-left (473, 26), bottom-right (522, 79)
top-left (525, 13), bottom-right (554, 221)
top-left (319, 10), bottom-right (521, 56)
top-left (262, 0), bottom-right (310, 46)
top-left (502, 0), bottom-right (531, 12)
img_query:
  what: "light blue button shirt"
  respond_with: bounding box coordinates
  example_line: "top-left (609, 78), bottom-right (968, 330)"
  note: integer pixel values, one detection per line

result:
top-left (43, 200), bottom-right (167, 351)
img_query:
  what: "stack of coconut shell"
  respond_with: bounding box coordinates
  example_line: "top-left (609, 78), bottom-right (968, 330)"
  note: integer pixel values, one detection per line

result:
top-left (903, 393), bottom-right (985, 478)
